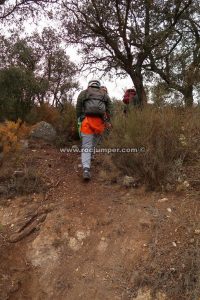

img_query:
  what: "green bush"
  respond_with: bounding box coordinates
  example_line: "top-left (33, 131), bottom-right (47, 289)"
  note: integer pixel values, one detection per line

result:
top-left (0, 67), bottom-right (39, 121)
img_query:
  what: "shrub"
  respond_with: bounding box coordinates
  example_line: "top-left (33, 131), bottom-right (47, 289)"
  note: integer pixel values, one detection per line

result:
top-left (181, 107), bottom-right (200, 159)
top-left (0, 163), bottom-right (46, 200)
top-left (26, 103), bottom-right (60, 125)
top-left (0, 120), bottom-right (30, 155)
top-left (104, 106), bottom-right (199, 190)
top-left (0, 67), bottom-right (38, 121)
top-left (55, 103), bottom-right (78, 141)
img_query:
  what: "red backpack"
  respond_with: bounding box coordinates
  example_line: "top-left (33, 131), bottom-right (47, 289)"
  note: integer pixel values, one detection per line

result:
top-left (123, 89), bottom-right (136, 104)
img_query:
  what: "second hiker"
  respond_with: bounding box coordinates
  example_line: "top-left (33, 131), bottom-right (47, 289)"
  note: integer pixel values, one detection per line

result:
top-left (123, 88), bottom-right (140, 114)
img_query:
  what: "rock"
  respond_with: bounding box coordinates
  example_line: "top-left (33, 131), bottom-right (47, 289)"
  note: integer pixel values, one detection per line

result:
top-left (158, 197), bottom-right (168, 203)
top-left (183, 180), bottom-right (190, 188)
top-left (194, 229), bottom-right (200, 235)
top-left (176, 180), bottom-right (190, 192)
top-left (28, 232), bottom-right (60, 268)
top-left (167, 208), bottom-right (172, 213)
top-left (30, 121), bottom-right (56, 142)
top-left (122, 175), bottom-right (138, 188)
top-left (9, 214), bottom-right (47, 243)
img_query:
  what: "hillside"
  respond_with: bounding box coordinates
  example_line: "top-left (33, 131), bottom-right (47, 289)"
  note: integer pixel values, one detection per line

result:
top-left (0, 139), bottom-right (200, 300)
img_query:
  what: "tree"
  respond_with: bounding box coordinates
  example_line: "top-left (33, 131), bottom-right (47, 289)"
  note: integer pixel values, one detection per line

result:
top-left (30, 28), bottom-right (79, 106)
top-left (62, 0), bottom-right (192, 105)
top-left (0, 38), bottom-right (42, 120)
top-left (0, 34), bottom-right (39, 70)
top-left (0, 30), bottom-right (79, 110)
top-left (146, 0), bottom-right (200, 106)
top-left (0, 66), bottom-right (39, 120)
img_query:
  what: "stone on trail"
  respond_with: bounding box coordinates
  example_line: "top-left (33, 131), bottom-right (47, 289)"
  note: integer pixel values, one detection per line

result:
top-left (30, 121), bottom-right (56, 142)
top-left (122, 175), bottom-right (138, 188)
top-left (158, 197), bottom-right (168, 203)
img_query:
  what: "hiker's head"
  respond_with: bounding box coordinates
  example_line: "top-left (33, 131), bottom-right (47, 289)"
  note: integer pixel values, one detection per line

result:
top-left (88, 79), bottom-right (101, 88)
top-left (101, 86), bottom-right (108, 94)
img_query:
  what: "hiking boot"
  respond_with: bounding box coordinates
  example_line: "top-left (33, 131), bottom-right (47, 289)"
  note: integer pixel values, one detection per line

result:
top-left (83, 168), bottom-right (91, 180)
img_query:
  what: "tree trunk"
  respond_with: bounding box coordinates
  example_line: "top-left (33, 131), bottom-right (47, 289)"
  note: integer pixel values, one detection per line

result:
top-left (130, 72), bottom-right (147, 106)
top-left (183, 86), bottom-right (193, 107)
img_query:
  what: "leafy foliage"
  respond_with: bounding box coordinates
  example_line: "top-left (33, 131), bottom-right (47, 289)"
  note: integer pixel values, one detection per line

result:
top-left (0, 30), bottom-right (79, 121)
top-left (148, 0), bottom-right (200, 106)
top-left (62, 0), bottom-right (193, 104)
top-left (0, 66), bottom-right (38, 120)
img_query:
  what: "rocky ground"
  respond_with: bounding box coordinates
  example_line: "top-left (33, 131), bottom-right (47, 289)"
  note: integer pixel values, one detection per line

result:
top-left (0, 140), bottom-right (200, 300)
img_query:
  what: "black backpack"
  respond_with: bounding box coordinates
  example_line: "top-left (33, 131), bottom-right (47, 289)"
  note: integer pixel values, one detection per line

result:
top-left (83, 87), bottom-right (107, 116)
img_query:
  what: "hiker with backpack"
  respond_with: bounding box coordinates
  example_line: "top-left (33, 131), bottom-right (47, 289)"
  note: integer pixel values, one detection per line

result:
top-left (123, 88), bottom-right (140, 114)
top-left (76, 80), bottom-right (112, 180)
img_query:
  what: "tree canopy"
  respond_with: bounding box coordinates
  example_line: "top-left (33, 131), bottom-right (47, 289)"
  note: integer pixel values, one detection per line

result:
top-left (0, 29), bottom-right (78, 120)
top-left (1, 0), bottom-right (200, 106)
top-left (62, 0), bottom-right (194, 105)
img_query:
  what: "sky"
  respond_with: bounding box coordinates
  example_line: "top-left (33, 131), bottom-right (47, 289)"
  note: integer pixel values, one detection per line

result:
top-left (66, 45), bottom-right (133, 101)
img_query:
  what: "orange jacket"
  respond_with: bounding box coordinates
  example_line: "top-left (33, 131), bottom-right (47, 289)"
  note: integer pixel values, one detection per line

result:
top-left (81, 116), bottom-right (105, 134)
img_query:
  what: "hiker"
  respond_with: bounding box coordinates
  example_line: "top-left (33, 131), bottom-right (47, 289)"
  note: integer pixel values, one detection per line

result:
top-left (76, 80), bottom-right (112, 180)
top-left (123, 88), bottom-right (140, 114)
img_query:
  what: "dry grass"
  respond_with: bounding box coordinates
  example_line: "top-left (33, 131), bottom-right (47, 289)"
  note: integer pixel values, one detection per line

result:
top-left (0, 157), bottom-right (46, 201)
top-left (131, 196), bottom-right (200, 300)
top-left (98, 155), bottom-right (121, 184)
top-left (103, 106), bottom-right (200, 190)
top-left (0, 120), bottom-right (30, 155)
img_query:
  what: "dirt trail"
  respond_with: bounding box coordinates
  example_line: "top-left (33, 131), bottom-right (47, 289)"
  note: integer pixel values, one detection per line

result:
top-left (0, 141), bottom-right (199, 300)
